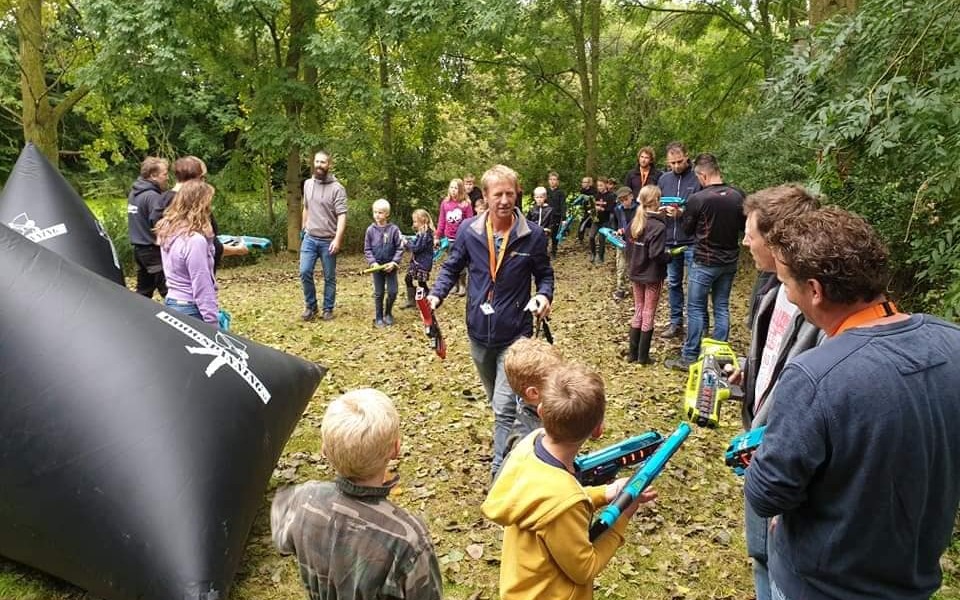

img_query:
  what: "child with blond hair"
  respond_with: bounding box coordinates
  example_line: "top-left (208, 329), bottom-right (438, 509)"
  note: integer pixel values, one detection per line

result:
top-left (363, 199), bottom-right (404, 327)
top-left (271, 389), bottom-right (443, 600)
top-left (401, 208), bottom-right (435, 309)
top-left (504, 336), bottom-right (564, 435)
top-left (626, 184), bottom-right (669, 364)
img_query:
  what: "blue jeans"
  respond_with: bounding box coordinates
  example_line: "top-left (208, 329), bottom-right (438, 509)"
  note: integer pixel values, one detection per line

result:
top-left (770, 578), bottom-right (790, 600)
top-left (299, 235), bottom-right (337, 312)
top-left (666, 245), bottom-right (694, 327)
top-left (470, 341), bottom-right (517, 477)
top-left (681, 261), bottom-right (737, 361)
top-left (164, 297), bottom-right (203, 321)
top-left (745, 501), bottom-right (772, 600)
top-left (372, 270), bottom-right (398, 319)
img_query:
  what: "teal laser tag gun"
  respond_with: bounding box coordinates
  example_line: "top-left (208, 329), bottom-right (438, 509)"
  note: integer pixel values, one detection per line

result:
top-left (682, 338), bottom-right (742, 428)
top-left (725, 426), bottom-right (766, 476)
top-left (556, 215), bottom-right (575, 244)
top-left (597, 227), bottom-right (625, 250)
top-left (575, 431), bottom-right (664, 486)
top-left (217, 234), bottom-right (272, 250)
top-left (433, 236), bottom-right (450, 261)
top-left (217, 309), bottom-right (231, 331)
top-left (589, 422), bottom-right (690, 541)
top-left (660, 196), bottom-right (686, 208)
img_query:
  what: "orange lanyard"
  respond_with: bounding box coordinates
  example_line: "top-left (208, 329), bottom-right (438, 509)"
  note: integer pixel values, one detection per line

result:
top-left (486, 216), bottom-right (512, 284)
top-left (831, 301), bottom-right (899, 336)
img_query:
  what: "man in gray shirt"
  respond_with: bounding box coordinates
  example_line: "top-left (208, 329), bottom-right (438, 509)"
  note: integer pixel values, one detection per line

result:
top-left (300, 151), bottom-right (347, 321)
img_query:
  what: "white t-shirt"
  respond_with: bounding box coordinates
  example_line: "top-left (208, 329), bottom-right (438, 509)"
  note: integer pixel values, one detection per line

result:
top-left (754, 285), bottom-right (801, 412)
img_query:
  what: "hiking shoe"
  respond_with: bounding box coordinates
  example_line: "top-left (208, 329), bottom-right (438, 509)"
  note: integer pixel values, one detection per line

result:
top-left (301, 307), bottom-right (317, 321)
top-left (383, 314), bottom-right (395, 326)
top-left (373, 318), bottom-right (386, 328)
top-left (322, 310), bottom-right (334, 321)
top-left (661, 324), bottom-right (683, 339)
top-left (665, 356), bottom-right (694, 372)
top-left (611, 290), bottom-right (627, 302)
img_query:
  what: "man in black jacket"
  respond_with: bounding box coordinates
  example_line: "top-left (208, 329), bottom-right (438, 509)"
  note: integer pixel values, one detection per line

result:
top-left (623, 146), bottom-right (661, 198)
top-left (127, 156), bottom-right (170, 298)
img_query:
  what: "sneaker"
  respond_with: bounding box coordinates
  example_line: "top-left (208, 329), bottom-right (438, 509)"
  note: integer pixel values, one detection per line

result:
top-left (611, 290), bottom-right (626, 302)
top-left (301, 307), bottom-right (317, 321)
top-left (665, 356), bottom-right (694, 372)
top-left (322, 310), bottom-right (334, 321)
top-left (661, 324), bottom-right (683, 339)
top-left (373, 318), bottom-right (386, 328)
top-left (383, 314), bottom-right (395, 326)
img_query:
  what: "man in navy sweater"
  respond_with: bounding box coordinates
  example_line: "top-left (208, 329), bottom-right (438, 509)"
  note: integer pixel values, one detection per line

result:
top-left (744, 207), bottom-right (960, 600)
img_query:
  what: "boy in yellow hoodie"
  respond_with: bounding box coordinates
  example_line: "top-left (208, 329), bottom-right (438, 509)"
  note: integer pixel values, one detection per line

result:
top-left (481, 364), bottom-right (657, 600)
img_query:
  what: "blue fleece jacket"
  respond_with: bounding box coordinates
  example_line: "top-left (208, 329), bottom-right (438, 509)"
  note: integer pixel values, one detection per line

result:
top-left (745, 314), bottom-right (960, 600)
top-left (430, 209), bottom-right (554, 349)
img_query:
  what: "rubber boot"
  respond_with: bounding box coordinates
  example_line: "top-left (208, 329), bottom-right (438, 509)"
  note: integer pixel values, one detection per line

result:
top-left (637, 330), bottom-right (654, 365)
top-left (628, 328), bottom-right (642, 363)
top-left (401, 286), bottom-right (416, 309)
top-left (384, 294), bottom-right (397, 325)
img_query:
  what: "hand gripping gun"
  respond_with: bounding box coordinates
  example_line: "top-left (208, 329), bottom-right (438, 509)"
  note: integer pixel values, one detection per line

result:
top-left (415, 288), bottom-right (446, 359)
top-left (724, 426), bottom-right (765, 476)
top-left (681, 338), bottom-right (743, 428)
top-left (433, 236), bottom-right (450, 262)
top-left (597, 227), bottom-right (625, 250)
top-left (217, 234), bottom-right (272, 250)
top-left (589, 422), bottom-right (691, 541)
top-left (660, 196), bottom-right (686, 208)
top-left (575, 431), bottom-right (664, 486)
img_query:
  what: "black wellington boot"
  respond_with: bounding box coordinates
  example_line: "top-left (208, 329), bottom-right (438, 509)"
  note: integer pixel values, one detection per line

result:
top-left (628, 328), bottom-right (642, 363)
top-left (637, 330), bottom-right (654, 365)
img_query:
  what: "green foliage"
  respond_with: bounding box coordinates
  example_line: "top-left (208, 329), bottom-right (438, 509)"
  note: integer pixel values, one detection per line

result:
top-left (757, 0), bottom-right (960, 315)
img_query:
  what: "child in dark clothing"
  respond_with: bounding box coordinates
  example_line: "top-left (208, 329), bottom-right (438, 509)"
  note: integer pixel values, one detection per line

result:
top-left (363, 199), bottom-right (403, 327)
top-left (401, 209), bottom-right (435, 309)
top-left (525, 186), bottom-right (556, 237)
top-left (626, 185), bottom-right (669, 364)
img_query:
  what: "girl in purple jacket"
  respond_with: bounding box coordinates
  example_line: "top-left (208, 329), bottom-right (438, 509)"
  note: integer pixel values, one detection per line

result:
top-left (155, 180), bottom-right (219, 325)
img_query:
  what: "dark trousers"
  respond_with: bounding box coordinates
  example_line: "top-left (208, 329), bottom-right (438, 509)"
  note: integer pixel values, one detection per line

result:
top-left (133, 244), bottom-right (167, 298)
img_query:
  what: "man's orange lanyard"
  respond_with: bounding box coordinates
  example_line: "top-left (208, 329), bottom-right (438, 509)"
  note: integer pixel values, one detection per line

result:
top-left (485, 216), bottom-right (512, 300)
top-left (831, 301), bottom-right (899, 336)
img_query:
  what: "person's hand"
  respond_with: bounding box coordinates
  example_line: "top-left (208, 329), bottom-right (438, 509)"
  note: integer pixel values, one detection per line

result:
top-left (727, 368), bottom-right (743, 386)
top-left (384, 261), bottom-right (397, 272)
top-left (329, 239), bottom-right (341, 254)
top-left (525, 294), bottom-right (551, 318)
top-left (605, 477), bottom-right (629, 503)
top-left (615, 228), bottom-right (624, 236)
top-left (623, 487), bottom-right (658, 519)
top-left (663, 206), bottom-right (681, 218)
top-left (426, 294), bottom-right (441, 310)
top-left (433, 238), bottom-right (441, 250)
top-left (222, 243), bottom-right (249, 257)
top-left (370, 262), bottom-right (381, 271)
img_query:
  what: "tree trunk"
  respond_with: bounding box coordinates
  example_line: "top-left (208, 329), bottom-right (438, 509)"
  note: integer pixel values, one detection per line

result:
top-left (562, 0), bottom-right (601, 177)
top-left (285, 145), bottom-right (302, 251)
top-left (378, 37), bottom-right (398, 204)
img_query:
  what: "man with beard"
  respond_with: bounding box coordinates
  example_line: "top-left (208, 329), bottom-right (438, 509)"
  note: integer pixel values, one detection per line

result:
top-left (127, 156), bottom-right (170, 298)
top-left (300, 150), bottom-right (348, 321)
top-left (623, 146), bottom-right (661, 198)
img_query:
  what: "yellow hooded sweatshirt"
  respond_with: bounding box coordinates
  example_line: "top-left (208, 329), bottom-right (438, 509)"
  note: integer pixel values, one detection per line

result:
top-left (481, 431), bottom-right (628, 600)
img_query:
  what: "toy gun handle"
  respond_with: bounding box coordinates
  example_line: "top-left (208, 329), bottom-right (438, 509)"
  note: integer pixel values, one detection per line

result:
top-left (669, 245), bottom-right (688, 257)
top-left (360, 263), bottom-right (389, 274)
top-left (588, 422), bottom-right (691, 541)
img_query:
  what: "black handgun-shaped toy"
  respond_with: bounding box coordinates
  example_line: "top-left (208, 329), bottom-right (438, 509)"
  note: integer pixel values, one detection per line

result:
top-left (725, 426), bottom-right (765, 476)
top-left (589, 422), bottom-right (690, 541)
top-left (575, 431), bottom-right (664, 486)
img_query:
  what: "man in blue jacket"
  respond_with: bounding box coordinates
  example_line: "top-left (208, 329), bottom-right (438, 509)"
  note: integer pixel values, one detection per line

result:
top-left (744, 207), bottom-right (960, 600)
top-left (657, 142), bottom-right (701, 339)
top-left (428, 164), bottom-right (554, 478)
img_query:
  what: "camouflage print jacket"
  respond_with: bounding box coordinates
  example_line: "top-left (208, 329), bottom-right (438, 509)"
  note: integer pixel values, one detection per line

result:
top-left (271, 477), bottom-right (443, 600)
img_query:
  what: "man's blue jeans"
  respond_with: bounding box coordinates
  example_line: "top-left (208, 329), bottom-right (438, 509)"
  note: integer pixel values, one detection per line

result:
top-left (299, 235), bottom-right (337, 312)
top-left (666, 245), bottom-right (694, 328)
top-left (770, 578), bottom-right (790, 600)
top-left (745, 500), bottom-right (772, 600)
top-left (470, 341), bottom-right (517, 478)
top-left (681, 261), bottom-right (737, 361)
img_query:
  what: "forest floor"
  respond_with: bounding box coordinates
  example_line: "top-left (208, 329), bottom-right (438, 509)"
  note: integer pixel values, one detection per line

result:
top-left (2, 243), bottom-right (958, 600)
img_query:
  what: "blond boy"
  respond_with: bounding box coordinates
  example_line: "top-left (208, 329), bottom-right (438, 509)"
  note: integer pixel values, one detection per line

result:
top-left (271, 389), bottom-right (442, 600)
top-left (482, 365), bottom-right (656, 600)
top-left (504, 336), bottom-right (564, 435)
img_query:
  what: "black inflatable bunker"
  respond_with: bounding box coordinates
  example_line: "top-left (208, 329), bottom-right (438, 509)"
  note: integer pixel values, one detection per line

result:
top-left (0, 143), bottom-right (124, 285)
top-left (0, 223), bottom-right (325, 599)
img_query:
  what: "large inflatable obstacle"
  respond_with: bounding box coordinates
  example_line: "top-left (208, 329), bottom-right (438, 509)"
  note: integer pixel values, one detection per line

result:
top-left (0, 143), bottom-right (124, 285)
top-left (0, 222), bottom-right (325, 600)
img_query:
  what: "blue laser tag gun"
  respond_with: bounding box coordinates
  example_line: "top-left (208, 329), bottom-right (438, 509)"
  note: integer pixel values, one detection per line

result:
top-left (555, 214), bottom-right (575, 244)
top-left (660, 196), bottom-right (686, 208)
top-left (598, 227), bottom-right (625, 249)
top-left (575, 431), bottom-right (664, 486)
top-left (725, 426), bottom-right (765, 476)
top-left (555, 195), bottom-right (591, 244)
top-left (217, 309), bottom-right (231, 331)
top-left (217, 234), bottom-right (272, 250)
top-left (433, 236), bottom-right (450, 261)
top-left (589, 422), bottom-right (691, 541)
top-left (682, 338), bottom-right (743, 428)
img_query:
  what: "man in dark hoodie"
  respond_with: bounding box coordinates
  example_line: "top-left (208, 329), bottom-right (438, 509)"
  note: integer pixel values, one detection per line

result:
top-left (657, 142), bottom-right (701, 339)
top-left (623, 146), bottom-right (661, 198)
top-left (127, 156), bottom-right (170, 298)
top-left (300, 150), bottom-right (348, 322)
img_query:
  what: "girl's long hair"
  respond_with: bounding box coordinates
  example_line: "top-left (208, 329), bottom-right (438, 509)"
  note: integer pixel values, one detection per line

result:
top-left (630, 185), bottom-right (662, 240)
top-left (412, 208), bottom-right (435, 233)
top-left (449, 178), bottom-right (466, 203)
top-left (155, 180), bottom-right (215, 247)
